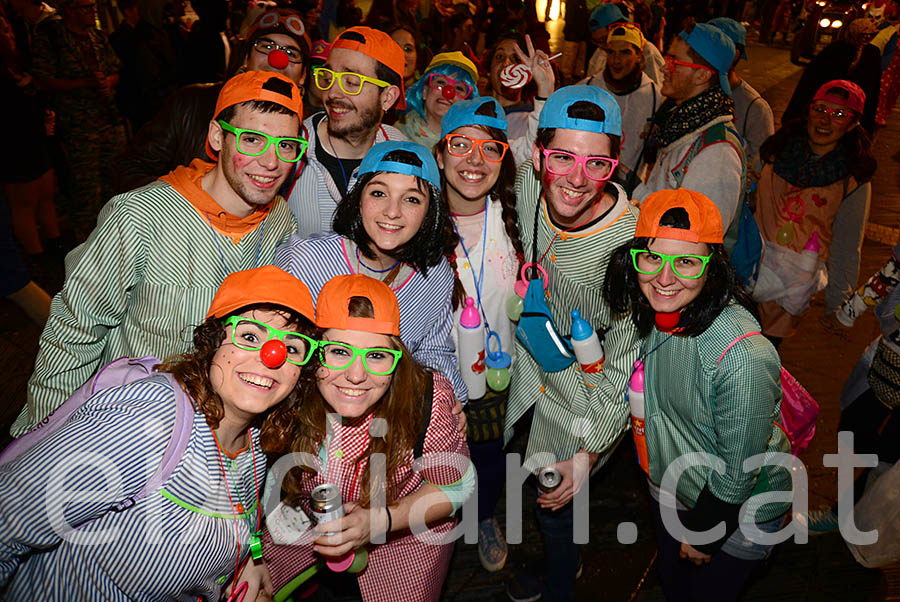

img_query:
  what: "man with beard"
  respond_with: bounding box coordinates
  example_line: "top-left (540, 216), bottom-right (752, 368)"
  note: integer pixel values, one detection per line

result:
top-left (286, 26), bottom-right (408, 236)
top-left (14, 71), bottom-right (303, 436)
top-left (582, 23), bottom-right (662, 190)
top-left (634, 23), bottom-right (746, 255)
top-left (505, 86), bottom-right (641, 602)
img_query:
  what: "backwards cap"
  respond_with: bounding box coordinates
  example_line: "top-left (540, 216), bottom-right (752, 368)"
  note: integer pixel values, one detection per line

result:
top-left (206, 265), bottom-right (315, 320)
top-left (813, 79), bottom-right (866, 115)
top-left (538, 85), bottom-right (623, 137)
top-left (441, 96), bottom-right (508, 139)
top-left (678, 23), bottom-right (736, 96)
top-left (707, 17), bottom-right (747, 60)
top-left (316, 274), bottom-right (401, 336)
top-left (208, 71), bottom-right (303, 159)
top-left (331, 26), bottom-right (406, 110)
top-left (589, 4), bottom-right (626, 31)
top-left (607, 22), bottom-right (645, 51)
top-left (359, 140), bottom-right (441, 190)
top-left (635, 188), bottom-right (723, 244)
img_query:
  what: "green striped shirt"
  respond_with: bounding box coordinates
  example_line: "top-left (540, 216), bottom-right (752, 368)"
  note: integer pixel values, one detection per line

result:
top-left (505, 162), bottom-right (642, 465)
top-left (643, 304), bottom-right (793, 522)
top-left (15, 181), bottom-right (297, 436)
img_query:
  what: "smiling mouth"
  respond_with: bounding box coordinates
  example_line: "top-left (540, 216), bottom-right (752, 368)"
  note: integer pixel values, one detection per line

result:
top-left (459, 170), bottom-right (486, 182)
top-left (327, 102), bottom-right (354, 116)
top-left (376, 221), bottom-right (402, 232)
top-left (240, 373), bottom-right (275, 389)
top-left (337, 386), bottom-right (366, 397)
top-left (652, 287), bottom-right (679, 297)
top-left (559, 186), bottom-right (587, 203)
top-left (248, 174), bottom-right (278, 187)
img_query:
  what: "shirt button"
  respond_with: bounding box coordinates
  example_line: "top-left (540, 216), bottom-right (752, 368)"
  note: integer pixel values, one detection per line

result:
top-left (539, 385), bottom-right (546, 393)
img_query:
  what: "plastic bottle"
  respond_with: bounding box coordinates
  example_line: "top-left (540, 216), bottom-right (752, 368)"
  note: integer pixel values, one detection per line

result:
top-left (798, 231), bottom-right (820, 273)
top-left (627, 361), bottom-right (649, 474)
top-left (458, 297), bottom-right (486, 399)
top-left (570, 309), bottom-right (604, 373)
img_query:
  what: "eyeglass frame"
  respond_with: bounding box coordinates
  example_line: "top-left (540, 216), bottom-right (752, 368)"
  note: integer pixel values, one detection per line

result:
top-left (664, 55), bottom-right (714, 73)
top-left (426, 73), bottom-right (474, 100)
top-left (809, 102), bottom-right (856, 125)
top-left (224, 316), bottom-right (318, 365)
top-left (317, 340), bottom-right (403, 375)
top-left (251, 37), bottom-right (305, 64)
top-left (442, 134), bottom-right (510, 162)
top-left (539, 145), bottom-right (620, 182)
top-left (630, 248), bottom-right (713, 279)
top-left (313, 67), bottom-right (391, 95)
top-left (217, 120), bottom-right (309, 163)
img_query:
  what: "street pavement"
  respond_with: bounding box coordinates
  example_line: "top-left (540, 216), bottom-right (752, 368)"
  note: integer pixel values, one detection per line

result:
top-left (1, 27), bottom-right (899, 602)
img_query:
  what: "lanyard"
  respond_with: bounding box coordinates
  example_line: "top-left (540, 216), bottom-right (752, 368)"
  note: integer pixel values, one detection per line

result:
top-left (452, 197), bottom-right (491, 332)
top-left (205, 212), bottom-right (267, 276)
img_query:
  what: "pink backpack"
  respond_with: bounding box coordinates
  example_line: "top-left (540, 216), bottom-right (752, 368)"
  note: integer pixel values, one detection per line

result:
top-left (717, 333), bottom-right (819, 455)
top-left (0, 356), bottom-right (194, 514)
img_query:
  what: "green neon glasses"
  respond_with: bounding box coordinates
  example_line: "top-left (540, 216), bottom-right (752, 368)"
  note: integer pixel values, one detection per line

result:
top-left (318, 340), bottom-right (403, 375)
top-left (217, 120), bottom-right (309, 163)
top-left (225, 316), bottom-right (317, 365)
top-left (630, 249), bottom-right (713, 279)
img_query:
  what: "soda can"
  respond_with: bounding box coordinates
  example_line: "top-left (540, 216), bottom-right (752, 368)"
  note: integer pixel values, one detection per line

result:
top-left (311, 483), bottom-right (344, 536)
top-left (537, 466), bottom-right (562, 493)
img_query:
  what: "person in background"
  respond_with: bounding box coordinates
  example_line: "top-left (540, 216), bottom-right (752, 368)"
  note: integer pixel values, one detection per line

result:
top-left (504, 85), bottom-right (640, 602)
top-left (113, 7), bottom-right (311, 194)
top-left (184, 0), bottom-right (229, 84)
top-left (0, 266), bottom-right (318, 601)
top-left (753, 80), bottom-right (876, 346)
top-left (586, 3), bottom-right (666, 87)
top-left (286, 26), bottom-right (407, 237)
top-left (390, 22), bottom-right (424, 89)
top-left (708, 17), bottom-right (774, 165)
top-left (16, 71), bottom-right (304, 437)
top-left (434, 97), bottom-right (525, 573)
top-left (559, 0), bottom-right (588, 85)
top-left (396, 52), bottom-right (480, 149)
top-left (603, 188), bottom-right (791, 602)
top-left (260, 274), bottom-right (473, 602)
top-left (304, 38), bottom-right (329, 118)
top-left (581, 22), bottom-right (662, 190)
top-left (30, 0), bottom-right (126, 242)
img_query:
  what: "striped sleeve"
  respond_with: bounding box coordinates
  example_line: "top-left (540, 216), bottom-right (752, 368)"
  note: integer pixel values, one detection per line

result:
top-left (0, 378), bottom-right (176, 585)
top-left (24, 194), bottom-right (149, 434)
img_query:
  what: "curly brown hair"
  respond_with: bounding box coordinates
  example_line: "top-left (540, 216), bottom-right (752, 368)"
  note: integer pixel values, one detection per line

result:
top-left (283, 297), bottom-right (429, 508)
top-left (156, 304), bottom-right (318, 455)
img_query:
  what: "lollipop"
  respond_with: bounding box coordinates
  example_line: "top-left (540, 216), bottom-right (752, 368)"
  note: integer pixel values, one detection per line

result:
top-left (500, 63), bottom-right (532, 89)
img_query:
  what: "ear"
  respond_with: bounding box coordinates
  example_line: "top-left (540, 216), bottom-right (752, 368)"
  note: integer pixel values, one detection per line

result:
top-left (694, 67), bottom-right (713, 88)
top-left (380, 85), bottom-right (402, 111)
top-left (531, 141), bottom-right (541, 172)
top-left (436, 148), bottom-right (445, 170)
top-left (208, 119), bottom-right (224, 153)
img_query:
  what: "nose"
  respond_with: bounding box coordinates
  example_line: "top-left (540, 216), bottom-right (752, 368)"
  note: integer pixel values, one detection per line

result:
top-left (656, 262), bottom-right (677, 286)
top-left (566, 161), bottom-right (587, 187)
top-left (260, 339), bottom-right (287, 368)
top-left (382, 196), bottom-right (402, 218)
top-left (344, 357), bottom-right (368, 383)
top-left (467, 145), bottom-right (485, 165)
top-left (442, 85), bottom-right (456, 100)
top-left (257, 143), bottom-right (280, 170)
top-left (268, 49), bottom-right (290, 70)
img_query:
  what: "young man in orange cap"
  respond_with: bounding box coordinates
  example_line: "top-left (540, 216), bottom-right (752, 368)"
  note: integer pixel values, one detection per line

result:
top-left (286, 26), bottom-right (410, 236)
top-left (15, 71), bottom-right (304, 437)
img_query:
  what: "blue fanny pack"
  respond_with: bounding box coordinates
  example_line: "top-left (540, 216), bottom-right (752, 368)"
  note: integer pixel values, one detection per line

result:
top-left (516, 278), bottom-right (575, 372)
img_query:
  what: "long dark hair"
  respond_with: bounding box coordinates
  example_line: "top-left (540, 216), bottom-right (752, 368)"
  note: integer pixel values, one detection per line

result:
top-left (602, 208), bottom-right (756, 338)
top-left (759, 87), bottom-right (877, 184)
top-left (435, 108), bottom-right (526, 309)
top-left (157, 304), bottom-right (317, 454)
top-left (333, 149), bottom-right (449, 276)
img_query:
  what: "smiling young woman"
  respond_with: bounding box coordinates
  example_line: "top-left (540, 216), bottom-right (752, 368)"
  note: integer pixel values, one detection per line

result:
top-left (603, 189), bottom-right (792, 602)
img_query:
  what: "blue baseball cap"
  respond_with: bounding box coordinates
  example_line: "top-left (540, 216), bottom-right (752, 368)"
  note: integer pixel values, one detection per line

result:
top-left (538, 85), bottom-right (622, 137)
top-left (678, 23), bottom-right (736, 96)
top-left (440, 97), bottom-right (508, 139)
top-left (358, 141), bottom-right (441, 190)
top-left (588, 4), bottom-right (626, 31)
top-left (708, 17), bottom-right (748, 60)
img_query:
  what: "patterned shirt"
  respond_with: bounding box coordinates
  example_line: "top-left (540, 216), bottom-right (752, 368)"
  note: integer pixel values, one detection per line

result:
top-left (505, 163), bottom-right (642, 464)
top-left (1, 377), bottom-right (265, 600)
top-left (18, 172), bottom-right (297, 436)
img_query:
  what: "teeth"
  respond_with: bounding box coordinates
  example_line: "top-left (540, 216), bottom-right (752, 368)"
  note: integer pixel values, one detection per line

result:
top-left (248, 174), bottom-right (275, 183)
top-left (561, 188), bottom-right (582, 199)
top-left (378, 222), bottom-right (402, 231)
top-left (338, 387), bottom-right (365, 397)
top-left (654, 288), bottom-right (678, 297)
top-left (240, 373), bottom-right (274, 389)
top-left (460, 171), bottom-right (484, 181)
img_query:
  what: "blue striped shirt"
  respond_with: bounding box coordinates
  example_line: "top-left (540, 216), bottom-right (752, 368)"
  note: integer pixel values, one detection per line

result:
top-left (274, 232), bottom-right (467, 401)
top-left (0, 377), bottom-right (264, 601)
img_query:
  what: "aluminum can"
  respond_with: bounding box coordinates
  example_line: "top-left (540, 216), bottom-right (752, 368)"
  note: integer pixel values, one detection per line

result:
top-left (310, 483), bottom-right (344, 535)
top-left (537, 466), bottom-right (562, 493)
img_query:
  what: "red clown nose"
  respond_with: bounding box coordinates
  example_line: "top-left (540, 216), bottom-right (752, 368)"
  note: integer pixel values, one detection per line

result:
top-left (268, 49), bottom-right (290, 70)
top-left (260, 339), bottom-right (287, 368)
top-left (442, 85), bottom-right (456, 100)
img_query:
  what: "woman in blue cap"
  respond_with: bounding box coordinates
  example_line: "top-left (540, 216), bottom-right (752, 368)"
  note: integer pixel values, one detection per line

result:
top-left (434, 95), bottom-right (525, 572)
top-left (274, 140), bottom-right (468, 404)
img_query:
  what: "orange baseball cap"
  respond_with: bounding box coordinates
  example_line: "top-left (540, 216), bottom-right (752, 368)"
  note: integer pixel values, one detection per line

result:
top-left (635, 188), bottom-right (724, 244)
top-left (331, 26), bottom-right (406, 110)
top-left (208, 70), bottom-right (303, 160)
top-left (315, 274), bottom-right (401, 336)
top-left (206, 265), bottom-right (315, 321)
